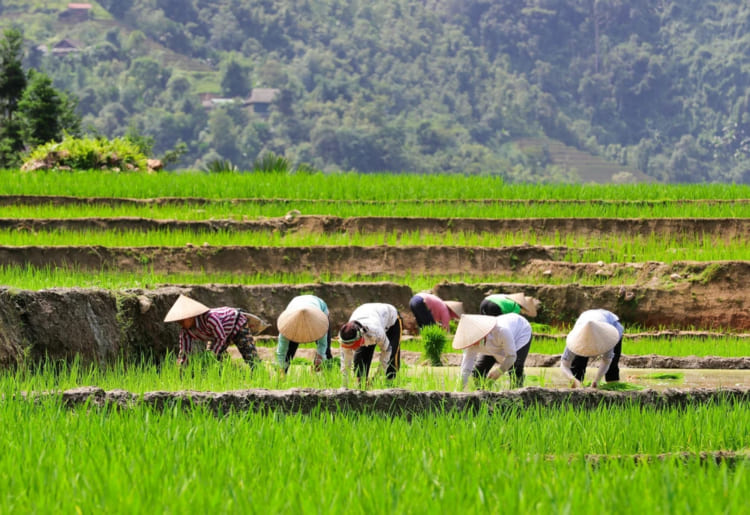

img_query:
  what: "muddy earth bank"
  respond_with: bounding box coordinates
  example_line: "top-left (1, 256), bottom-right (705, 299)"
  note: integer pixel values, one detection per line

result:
top-left (21, 386), bottom-right (750, 414)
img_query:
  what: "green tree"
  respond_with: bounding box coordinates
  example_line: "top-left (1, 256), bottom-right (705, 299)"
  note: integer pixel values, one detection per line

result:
top-left (220, 58), bottom-right (251, 98)
top-left (0, 28), bottom-right (26, 167)
top-left (17, 70), bottom-right (80, 147)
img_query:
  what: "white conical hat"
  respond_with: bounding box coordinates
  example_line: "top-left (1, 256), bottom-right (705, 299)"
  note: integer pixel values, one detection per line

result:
top-left (277, 306), bottom-right (329, 342)
top-left (164, 295), bottom-right (210, 322)
top-left (445, 301), bottom-right (464, 317)
top-left (452, 314), bottom-right (497, 349)
top-left (506, 293), bottom-right (538, 317)
top-left (566, 320), bottom-right (620, 357)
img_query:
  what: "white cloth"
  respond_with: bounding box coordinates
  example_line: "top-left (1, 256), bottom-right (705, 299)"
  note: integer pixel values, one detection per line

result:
top-left (459, 313), bottom-right (532, 387)
top-left (340, 303), bottom-right (399, 377)
top-left (559, 309), bottom-right (622, 385)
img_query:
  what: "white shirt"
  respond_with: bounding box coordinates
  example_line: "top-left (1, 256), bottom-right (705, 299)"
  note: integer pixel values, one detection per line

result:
top-left (340, 303), bottom-right (399, 377)
top-left (459, 313), bottom-right (532, 386)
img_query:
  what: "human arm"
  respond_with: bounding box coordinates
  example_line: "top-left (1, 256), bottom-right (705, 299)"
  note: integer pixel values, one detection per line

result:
top-left (276, 333), bottom-right (291, 369)
top-left (459, 347), bottom-right (478, 389)
top-left (340, 347), bottom-right (354, 386)
top-left (177, 330), bottom-right (192, 365)
top-left (313, 334), bottom-right (329, 371)
top-left (591, 354), bottom-right (614, 388)
top-left (204, 312), bottom-right (230, 358)
top-left (559, 356), bottom-right (582, 388)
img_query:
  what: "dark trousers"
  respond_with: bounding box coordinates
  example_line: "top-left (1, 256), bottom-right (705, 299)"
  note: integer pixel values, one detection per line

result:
top-left (570, 337), bottom-right (623, 382)
top-left (213, 323), bottom-right (259, 369)
top-left (353, 318), bottom-right (402, 380)
top-left (472, 337), bottom-right (532, 388)
top-left (479, 299), bottom-right (503, 316)
top-left (283, 332), bottom-right (333, 373)
top-left (409, 296), bottom-right (436, 329)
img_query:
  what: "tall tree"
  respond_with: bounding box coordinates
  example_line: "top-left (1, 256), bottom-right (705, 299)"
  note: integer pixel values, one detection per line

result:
top-left (0, 28), bottom-right (27, 167)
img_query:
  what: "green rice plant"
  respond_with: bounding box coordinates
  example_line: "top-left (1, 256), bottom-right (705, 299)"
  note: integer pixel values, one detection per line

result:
top-left (3, 198), bottom-right (750, 218)
top-left (0, 264), bottom-right (631, 291)
top-left (643, 372), bottom-right (685, 381)
top-left (419, 324), bottom-right (449, 366)
top-left (530, 336), bottom-right (750, 358)
top-left (0, 395), bottom-right (748, 513)
top-left (0, 228), bottom-right (746, 263)
top-left (2, 169), bottom-right (749, 200)
top-left (598, 381), bottom-right (643, 391)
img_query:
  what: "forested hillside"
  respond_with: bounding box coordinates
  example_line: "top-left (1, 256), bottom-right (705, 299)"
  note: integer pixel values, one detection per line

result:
top-left (1, 0), bottom-right (749, 183)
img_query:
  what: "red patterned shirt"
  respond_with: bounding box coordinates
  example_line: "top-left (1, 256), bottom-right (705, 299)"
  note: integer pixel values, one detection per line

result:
top-left (178, 307), bottom-right (246, 364)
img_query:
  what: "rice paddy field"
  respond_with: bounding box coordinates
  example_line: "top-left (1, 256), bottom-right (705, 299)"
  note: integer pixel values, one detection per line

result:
top-left (0, 170), bottom-right (748, 512)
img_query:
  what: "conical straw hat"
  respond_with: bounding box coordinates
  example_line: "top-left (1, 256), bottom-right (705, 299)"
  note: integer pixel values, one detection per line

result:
top-left (506, 293), bottom-right (538, 317)
top-left (445, 301), bottom-right (464, 317)
top-left (164, 295), bottom-right (210, 322)
top-left (277, 306), bottom-right (329, 342)
top-left (452, 314), bottom-right (497, 349)
top-left (566, 320), bottom-right (619, 357)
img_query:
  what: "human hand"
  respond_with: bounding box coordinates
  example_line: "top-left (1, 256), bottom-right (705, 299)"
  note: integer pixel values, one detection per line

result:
top-left (591, 381), bottom-right (599, 388)
top-left (570, 380), bottom-right (582, 388)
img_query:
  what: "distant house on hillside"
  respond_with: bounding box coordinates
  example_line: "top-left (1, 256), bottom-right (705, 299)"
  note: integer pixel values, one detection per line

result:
top-left (199, 93), bottom-right (236, 110)
top-left (199, 89), bottom-right (280, 115)
top-left (59, 3), bottom-right (92, 22)
top-left (246, 88), bottom-right (279, 115)
top-left (37, 38), bottom-right (83, 57)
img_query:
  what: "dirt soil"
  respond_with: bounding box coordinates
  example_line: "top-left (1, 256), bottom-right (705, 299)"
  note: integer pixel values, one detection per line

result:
top-left (18, 385), bottom-right (750, 415)
top-left (2, 215), bottom-right (749, 241)
top-left (256, 347), bottom-right (750, 370)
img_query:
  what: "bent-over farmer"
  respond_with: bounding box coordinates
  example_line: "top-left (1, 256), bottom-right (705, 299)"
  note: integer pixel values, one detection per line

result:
top-left (560, 309), bottom-right (623, 388)
top-left (164, 294), bottom-right (267, 368)
top-left (479, 293), bottom-right (539, 318)
top-left (276, 294), bottom-right (332, 373)
top-left (338, 303), bottom-right (402, 387)
top-left (453, 313), bottom-right (533, 389)
top-left (409, 291), bottom-right (463, 332)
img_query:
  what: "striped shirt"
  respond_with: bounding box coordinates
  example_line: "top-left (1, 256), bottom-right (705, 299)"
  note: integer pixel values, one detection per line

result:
top-left (178, 307), bottom-right (246, 364)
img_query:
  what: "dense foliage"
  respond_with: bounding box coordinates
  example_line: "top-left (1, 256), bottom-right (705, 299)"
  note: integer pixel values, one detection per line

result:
top-left (2, 1), bottom-right (750, 182)
top-left (0, 28), bottom-right (79, 168)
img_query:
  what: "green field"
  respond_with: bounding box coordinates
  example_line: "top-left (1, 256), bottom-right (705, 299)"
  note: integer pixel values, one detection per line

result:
top-left (0, 170), bottom-right (748, 513)
top-left (2, 170), bottom-right (750, 200)
top-left (0, 394), bottom-right (747, 513)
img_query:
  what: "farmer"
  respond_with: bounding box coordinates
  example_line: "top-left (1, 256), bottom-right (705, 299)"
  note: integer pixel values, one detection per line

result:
top-left (408, 291), bottom-right (463, 332)
top-left (479, 292), bottom-right (538, 318)
top-left (559, 309), bottom-right (623, 388)
top-left (338, 303), bottom-right (402, 386)
top-left (164, 294), bottom-right (268, 368)
top-left (452, 313), bottom-right (533, 389)
top-left (276, 294), bottom-right (332, 373)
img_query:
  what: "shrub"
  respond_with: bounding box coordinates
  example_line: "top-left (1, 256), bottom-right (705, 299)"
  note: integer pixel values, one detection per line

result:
top-left (22, 134), bottom-right (148, 172)
top-left (420, 324), bottom-right (448, 367)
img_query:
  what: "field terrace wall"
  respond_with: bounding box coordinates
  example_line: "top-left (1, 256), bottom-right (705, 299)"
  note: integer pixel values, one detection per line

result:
top-left (435, 263), bottom-right (750, 330)
top-left (2, 216), bottom-right (749, 241)
top-left (0, 283), bottom-right (413, 368)
top-left (0, 245), bottom-right (582, 275)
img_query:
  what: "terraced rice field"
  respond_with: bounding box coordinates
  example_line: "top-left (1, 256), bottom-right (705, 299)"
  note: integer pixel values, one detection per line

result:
top-left (0, 170), bottom-right (748, 512)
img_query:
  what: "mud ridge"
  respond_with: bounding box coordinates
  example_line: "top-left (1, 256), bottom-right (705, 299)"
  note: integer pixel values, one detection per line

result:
top-left (3, 216), bottom-right (749, 240)
top-left (267, 349), bottom-right (750, 370)
top-left (13, 386), bottom-right (750, 414)
top-left (0, 244), bottom-right (595, 275)
top-left (543, 451), bottom-right (750, 465)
